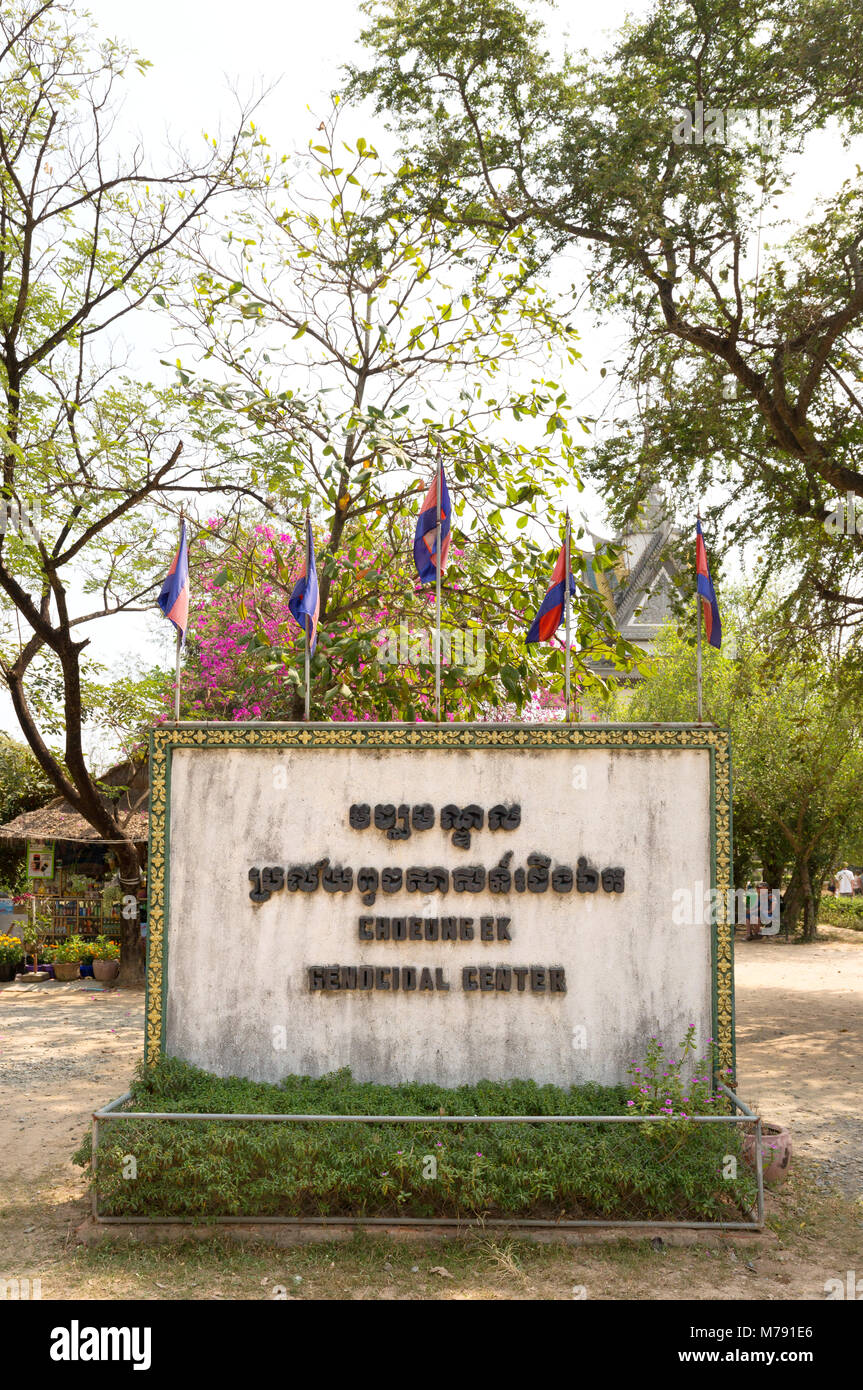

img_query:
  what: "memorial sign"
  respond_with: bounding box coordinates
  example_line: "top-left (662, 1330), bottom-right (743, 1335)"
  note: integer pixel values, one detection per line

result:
top-left (146, 723), bottom-right (733, 1087)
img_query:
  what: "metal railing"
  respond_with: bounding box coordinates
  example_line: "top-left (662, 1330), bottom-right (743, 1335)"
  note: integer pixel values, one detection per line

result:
top-left (90, 1086), bottom-right (765, 1231)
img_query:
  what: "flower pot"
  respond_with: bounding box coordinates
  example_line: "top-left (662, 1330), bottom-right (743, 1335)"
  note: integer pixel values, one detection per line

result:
top-left (744, 1122), bottom-right (792, 1185)
top-left (52, 962), bottom-right (81, 981)
top-left (92, 959), bottom-right (119, 981)
top-left (0, 960), bottom-right (21, 981)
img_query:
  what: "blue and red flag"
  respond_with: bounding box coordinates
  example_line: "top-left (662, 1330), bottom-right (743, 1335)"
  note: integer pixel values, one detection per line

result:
top-left (288, 515), bottom-right (320, 655)
top-left (157, 520), bottom-right (190, 645)
top-left (413, 462), bottom-right (451, 584)
top-left (696, 519), bottom-right (722, 650)
top-left (526, 538), bottom-right (576, 644)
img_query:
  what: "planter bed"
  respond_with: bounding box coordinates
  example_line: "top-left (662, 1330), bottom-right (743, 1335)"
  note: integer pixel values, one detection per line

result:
top-left (77, 1059), bottom-right (761, 1227)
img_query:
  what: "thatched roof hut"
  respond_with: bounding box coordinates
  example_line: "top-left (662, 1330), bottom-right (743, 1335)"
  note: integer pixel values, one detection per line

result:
top-left (0, 757), bottom-right (148, 845)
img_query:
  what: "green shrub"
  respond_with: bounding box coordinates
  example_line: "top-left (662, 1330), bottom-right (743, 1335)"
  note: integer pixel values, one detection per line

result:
top-left (817, 896), bottom-right (863, 929)
top-left (43, 934), bottom-right (92, 964)
top-left (75, 1057), bottom-right (756, 1222)
top-left (90, 935), bottom-right (120, 960)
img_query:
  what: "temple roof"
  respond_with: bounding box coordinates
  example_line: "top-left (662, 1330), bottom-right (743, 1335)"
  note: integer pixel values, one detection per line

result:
top-left (582, 489), bottom-right (679, 676)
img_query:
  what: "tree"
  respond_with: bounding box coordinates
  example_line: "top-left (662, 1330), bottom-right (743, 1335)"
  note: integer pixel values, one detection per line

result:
top-left (349, 0), bottom-right (863, 633)
top-left (0, 2), bottom-right (265, 981)
top-left (0, 732), bottom-right (53, 885)
top-left (0, 732), bottom-right (53, 823)
top-left (619, 600), bottom-right (863, 939)
top-left (170, 108), bottom-right (636, 717)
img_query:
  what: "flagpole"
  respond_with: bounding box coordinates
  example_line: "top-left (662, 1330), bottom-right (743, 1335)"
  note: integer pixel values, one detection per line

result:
top-left (696, 595), bottom-right (703, 722)
top-left (435, 452), bottom-right (442, 723)
top-left (173, 507), bottom-right (184, 722)
top-left (696, 513), bottom-right (703, 722)
top-left (304, 509), bottom-right (311, 722)
top-left (564, 511), bottom-right (572, 724)
top-left (173, 630), bottom-right (182, 723)
top-left (304, 618), bottom-right (310, 721)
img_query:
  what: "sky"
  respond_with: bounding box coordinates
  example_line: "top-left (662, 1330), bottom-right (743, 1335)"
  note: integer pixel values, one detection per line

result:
top-left (2, 1), bottom-right (859, 757)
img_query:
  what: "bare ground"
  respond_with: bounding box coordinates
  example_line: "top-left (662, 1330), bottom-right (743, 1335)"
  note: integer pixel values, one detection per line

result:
top-left (733, 930), bottom-right (863, 1198)
top-left (0, 933), bottom-right (861, 1301)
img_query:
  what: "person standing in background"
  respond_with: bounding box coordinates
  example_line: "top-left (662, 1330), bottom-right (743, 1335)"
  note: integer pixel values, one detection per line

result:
top-left (745, 882), bottom-right (763, 940)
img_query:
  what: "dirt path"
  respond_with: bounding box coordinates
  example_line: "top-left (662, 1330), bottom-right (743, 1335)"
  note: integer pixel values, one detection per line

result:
top-left (733, 931), bottom-right (863, 1199)
top-left (0, 939), bottom-right (861, 1301)
top-left (0, 981), bottom-right (143, 1186)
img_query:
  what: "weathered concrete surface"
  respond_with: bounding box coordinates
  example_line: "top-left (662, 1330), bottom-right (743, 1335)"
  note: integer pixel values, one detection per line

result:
top-left (76, 1218), bottom-right (775, 1248)
top-left (165, 745), bottom-right (714, 1086)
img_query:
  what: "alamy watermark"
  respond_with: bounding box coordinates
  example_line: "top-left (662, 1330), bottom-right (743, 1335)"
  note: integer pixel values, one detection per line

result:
top-left (0, 498), bottom-right (41, 542)
top-left (671, 101), bottom-right (782, 152)
top-left (823, 492), bottom-right (863, 537)
top-left (1, 1276), bottom-right (42, 1299)
top-left (50, 1323), bottom-right (151, 1370)
top-left (671, 881), bottom-right (780, 932)
top-left (377, 622), bottom-right (485, 675)
top-left (824, 1270), bottom-right (863, 1299)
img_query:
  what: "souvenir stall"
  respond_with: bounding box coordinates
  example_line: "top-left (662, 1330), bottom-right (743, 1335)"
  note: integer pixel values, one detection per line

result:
top-left (0, 758), bottom-right (148, 979)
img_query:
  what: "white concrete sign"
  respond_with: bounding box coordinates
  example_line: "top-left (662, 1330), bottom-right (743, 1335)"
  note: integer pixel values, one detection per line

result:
top-left (151, 725), bottom-right (729, 1088)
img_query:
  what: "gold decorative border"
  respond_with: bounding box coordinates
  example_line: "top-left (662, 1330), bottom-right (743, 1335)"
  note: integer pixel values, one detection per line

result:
top-left (145, 723), bottom-right (734, 1078)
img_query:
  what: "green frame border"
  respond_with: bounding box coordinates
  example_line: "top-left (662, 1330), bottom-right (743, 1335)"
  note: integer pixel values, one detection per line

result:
top-left (145, 722), bottom-right (735, 1080)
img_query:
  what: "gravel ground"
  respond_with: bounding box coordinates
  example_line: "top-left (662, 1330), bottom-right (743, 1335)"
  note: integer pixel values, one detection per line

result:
top-left (733, 930), bottom-right (863, 1202)
top-left (0, 981), bottom-right (144, 1185)
top-left (0, 942), bottom-right (861, 1302)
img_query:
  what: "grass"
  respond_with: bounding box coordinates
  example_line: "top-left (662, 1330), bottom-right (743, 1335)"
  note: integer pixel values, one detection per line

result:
top-left (3, 1160), bottom-right (858, 1301)
top-left (72, 1056), bottom-right (756, 1223)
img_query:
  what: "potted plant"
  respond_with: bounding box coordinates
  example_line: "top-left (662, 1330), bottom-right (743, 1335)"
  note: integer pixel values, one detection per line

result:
top-left (20, 913), bottom-right (50, 981)
top-left (44, 935), bottom-right (91, 981)
top-left (90, 935), bottom-right (120, 982)
top-left (0, 933), bottom-right (25, 982)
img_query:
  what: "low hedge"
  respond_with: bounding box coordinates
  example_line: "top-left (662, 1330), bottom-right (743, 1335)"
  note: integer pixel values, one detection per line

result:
top-left (74, 1058), bottom-right (756, 1223)
top-left (818, 896), bottom-right (863, 929)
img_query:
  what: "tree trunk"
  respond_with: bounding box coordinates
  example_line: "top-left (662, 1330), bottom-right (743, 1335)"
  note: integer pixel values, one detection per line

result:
top-left (782, 862), bottom-right (802, 934)
top-left (799, 856), bottom-right (818, 942)
top-left (116, 842), bottom-right (147, 987)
